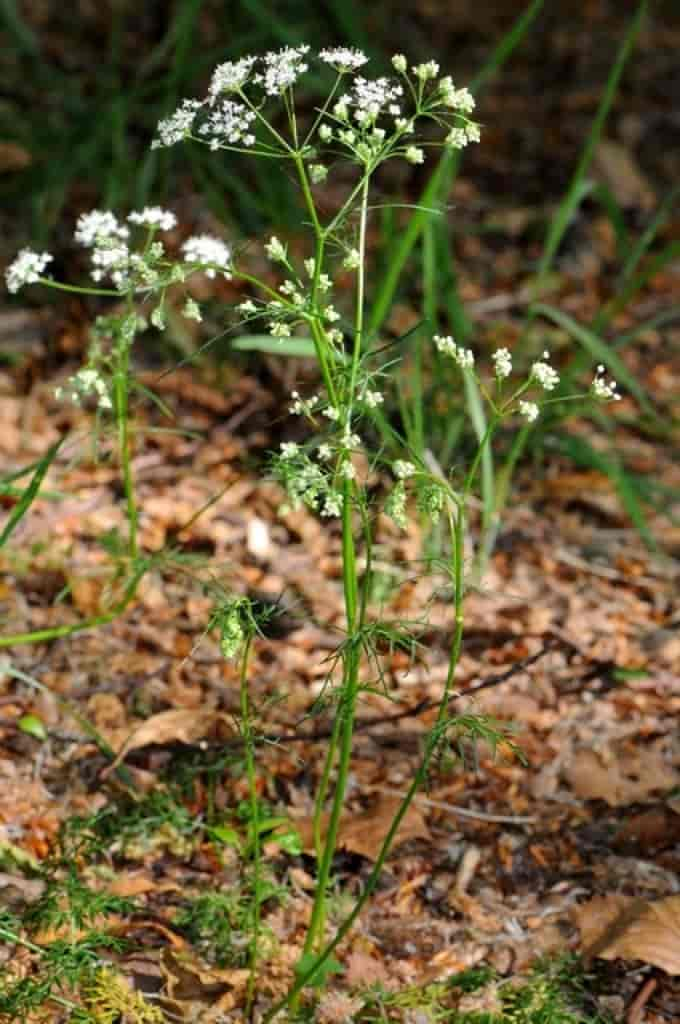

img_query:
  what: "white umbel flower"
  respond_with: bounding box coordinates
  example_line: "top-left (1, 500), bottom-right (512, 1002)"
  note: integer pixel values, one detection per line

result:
top-left (128, 207), bottom-right (177, 231)
top-left (319, 47), bottom-right (369, 71)
top-left (349, 76), bottom-right (403, 122)
top-left (265, 236), bottom-right (287, 263)
top-left (434, 334), bottom-right (474, 369)
top-left (269, 321), bottom-right (292, 338)
top-left (393, 459), bottom-right (416, 479)
top-left (362, 389), bottom-right (384, 408)
top-left (491, 347), bottom-right (512, 380)
top-left (208, 57), bottom-right (257, 102)
top-left (254, 45), bottom-right (310, 95)
top-left (5, 248), bottom-right (53, 293)
top-left (74, 210), bottom-right (129, 247)
top-left (152, 99), bottom-right (203, 148)
top-left (181, 234), bottom-right (232, 278)
top-left (531, 352), bottom-right (560, 391)
top-left (199, 99), bottom-right (257, 149)
top-left (591, 365), bottom-right (621, 401)
top-left (518, 400), bottom-right (539, 422)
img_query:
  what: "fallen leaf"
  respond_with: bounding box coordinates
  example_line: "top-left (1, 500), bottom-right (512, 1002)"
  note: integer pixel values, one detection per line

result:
top-left (574, 894), bottom-right (680, 974)
top-left (564, 745), bottom-right (678, 806)
top-left (296, 795), bottom-right (429, 861)
top-left (593, 138), bottom-right (656, 210)
top-left (107, 709), bottom-right (235, 772)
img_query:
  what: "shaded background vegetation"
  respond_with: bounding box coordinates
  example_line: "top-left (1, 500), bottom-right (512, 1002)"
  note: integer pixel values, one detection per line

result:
top-left (1, 0), bottom-right (679, 545)
top-left (1, 1), bottom-right (677, 242)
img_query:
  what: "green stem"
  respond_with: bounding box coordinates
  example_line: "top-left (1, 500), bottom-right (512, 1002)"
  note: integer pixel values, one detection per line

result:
top-left (38, 278), bottom-right (121, 297)
top-left (301, 169), bottom-right (371, 960)
top-left (265, 505), bottom-right (467, 1021)
top-left (240, 633), bottom-right (261, 1022)
top-left (0, 557), bottom-right (149, 649)
top-left (113, 333), bottom-right (138, 561)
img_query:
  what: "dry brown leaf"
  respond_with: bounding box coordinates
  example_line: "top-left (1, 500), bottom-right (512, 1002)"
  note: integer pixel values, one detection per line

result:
top-left (593, 138), bottom-right (656, 210)
top-left (343, 949), bottom-right (390, 987)
top-left (161, 949), bottom-right (249, 1001)
top-left (297, 795), bottom-right (429, 861)
top-left (574, 894), bottom-right (680, 974)
top-left (564, 745), bottom-right (678, 807)
top-left (107, 709), bottom-right (234, 772)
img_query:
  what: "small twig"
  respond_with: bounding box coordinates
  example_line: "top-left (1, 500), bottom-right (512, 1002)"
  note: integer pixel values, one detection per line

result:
top-left (373, 785), bottom-right (536, 825)
top-left (625, 974), bottom-right (658, 1024)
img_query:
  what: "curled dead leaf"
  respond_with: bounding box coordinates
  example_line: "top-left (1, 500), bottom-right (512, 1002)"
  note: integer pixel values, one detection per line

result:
top-left (106, 709), bottom-right (235, 773)
top-left (574, 894), bottom-right (680, 975)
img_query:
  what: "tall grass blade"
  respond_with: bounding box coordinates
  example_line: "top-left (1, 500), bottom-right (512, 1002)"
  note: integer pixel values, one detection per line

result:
top-left (555, 435), bottom-right (657, 550)
top-left (532, 0), bottom-right (648, 296)
top-left (0, 440), bottom-right (62, 550)
top-left (620, 184), bottom-right (680, 285)
top-left (0, 0), bottom-right (39, 56)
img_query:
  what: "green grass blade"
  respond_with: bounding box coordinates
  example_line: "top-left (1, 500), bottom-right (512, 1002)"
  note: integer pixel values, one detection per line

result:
top-left (555, 434), bottom-right (657, 550)
top-left (620, 184), bottom-right (680, 285)
top-left (231, 335), bottom-right (319, 358)
top-left (590, 182), bottom-right (630, 262)
top-left (0, 439), bottom-right (62, 550)
top-left (0, 0), bottom-right (40, 56)
top-left (532, 0), bottom-right (648, 293)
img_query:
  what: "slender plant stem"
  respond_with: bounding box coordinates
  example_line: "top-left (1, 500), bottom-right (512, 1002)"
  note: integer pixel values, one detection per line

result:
top-left (239, 633), bottom-right (261, 1022)
top-left (265, 503), bottom-right (467, 1022)
top-left (113, 332), bottom-right (138, 561)
top-left (301, 170), bottom-right (371, 958)
top-left (0, 558), bottom-right (149, 649)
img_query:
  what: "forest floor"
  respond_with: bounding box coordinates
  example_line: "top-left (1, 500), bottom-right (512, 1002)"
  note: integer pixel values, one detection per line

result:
top-left (1, 319), bottom-right (679, 1021)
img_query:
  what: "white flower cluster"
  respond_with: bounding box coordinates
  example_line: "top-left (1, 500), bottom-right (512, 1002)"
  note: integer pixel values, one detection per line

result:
top-left (319, 47), bottom-right (369, 71)
top-left (265, 236), bottom-right (287, 263)
top-left (360, 388), bottom-right (384, 408)
top-left (276, 443), bottom-right (342, 518)
top-left (198, 99), bottom-right (256, 149)
top-left (445, 123), bottom-right (481, 149)
top-left (492, 347), bottom-right (513, 380)
top-left (347, 76), bottom-right (404, 124)
top-left (5, 248), bottom-right (53, 293)
top-left (128, 207), bottom-right (178, 231)
top-left (152, 98), bottom-right (202, 149)
top-left (75, 210), bottom-right (129, 247)
top-left (393, 460), bottom-right (416, 479)
top-left (385, 480), bottom-right (407, 529)
top-left (289, 390), bottom-right (321, 417)
top-left (267, 321), bottom-right (291, 338)
top-left (72, 208), bottom-right (176, 289)
top-left (531, 352), bottom-right (560, 391)
top-left (439, 78), bottom-right (476, 114)
top-left (253, 45), bottom-right (311, 95)
top-left (208, 57), bottom-right (257, 102)
top-left (55, 367), bottom-right (112, 410)
top-left (519, 400), bottom-right (539, 423)
top-left (74, 210), bottom-right (131, 287)
top-left (591, 365), bottom-right (621, 401)
top-left (181, 234), bottom-right (232, 279)
top-left (151, 46), bottom-right (481, 171)
top-left (434, 334), bottom-right (475, 369)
